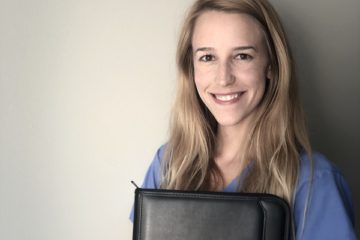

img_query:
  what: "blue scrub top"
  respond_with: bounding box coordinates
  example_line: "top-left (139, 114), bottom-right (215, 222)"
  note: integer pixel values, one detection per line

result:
top-left (131, 145), bottom-right (357, 240)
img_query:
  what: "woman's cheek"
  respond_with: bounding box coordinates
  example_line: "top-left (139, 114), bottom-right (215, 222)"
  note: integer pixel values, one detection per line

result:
top-left (195, 67), bottom-right (216, 84)
top-left (235, 67), bottom-right (267, 86)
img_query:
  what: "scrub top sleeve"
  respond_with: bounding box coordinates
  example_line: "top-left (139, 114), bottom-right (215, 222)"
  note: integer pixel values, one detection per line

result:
top-left (129, 145), bottom-right (164, 222)
top-left (294, 170), bottom-right (357, 240)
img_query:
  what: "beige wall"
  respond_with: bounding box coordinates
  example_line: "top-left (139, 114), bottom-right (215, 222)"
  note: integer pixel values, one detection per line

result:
top-left (0, 0), bottom-right (358, 239)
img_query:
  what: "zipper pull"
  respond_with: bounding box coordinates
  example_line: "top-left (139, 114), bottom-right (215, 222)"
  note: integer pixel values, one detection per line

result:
top-left (131, 181), bottom-right (139, 188)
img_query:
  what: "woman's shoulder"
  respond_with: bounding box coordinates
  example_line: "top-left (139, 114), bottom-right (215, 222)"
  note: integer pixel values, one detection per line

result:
top-left (140, 144), bottom-right (167, 189)
top-left (153, 144), bottom-right (167, 164)
top-left (298, 151), bottom-right (344, 186)
top-left (295, 151), bottom-right (356, 238)
top-left (300, 151), bottom-right (338, 171)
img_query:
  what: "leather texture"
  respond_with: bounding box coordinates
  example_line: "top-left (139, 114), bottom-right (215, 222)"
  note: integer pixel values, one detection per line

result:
top-left (133, 189), bottom-right (290, 240)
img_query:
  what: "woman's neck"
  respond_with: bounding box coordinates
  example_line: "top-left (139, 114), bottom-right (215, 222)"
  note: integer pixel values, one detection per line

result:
top-left (214, 122), bottom-right (251, 187)
top-left (216, 123), bottom-right (249, 162)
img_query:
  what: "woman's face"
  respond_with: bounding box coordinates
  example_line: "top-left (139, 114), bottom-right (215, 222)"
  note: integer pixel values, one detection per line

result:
top-left (192, 11), bottom-right (270, 128)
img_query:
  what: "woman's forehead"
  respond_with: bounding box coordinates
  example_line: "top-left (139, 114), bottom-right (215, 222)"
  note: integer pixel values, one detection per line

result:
top-left (192, 10), bottom-right (266, 49)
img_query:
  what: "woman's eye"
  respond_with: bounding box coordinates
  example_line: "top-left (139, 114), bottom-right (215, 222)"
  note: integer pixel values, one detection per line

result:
top-left (235, 53), bottom-right (252, 60)
top-left (199, 54), bottom-right (215, 62)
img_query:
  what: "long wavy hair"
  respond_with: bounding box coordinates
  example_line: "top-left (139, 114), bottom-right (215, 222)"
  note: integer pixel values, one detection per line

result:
top-left (161, 0), bottom-right (312, 206)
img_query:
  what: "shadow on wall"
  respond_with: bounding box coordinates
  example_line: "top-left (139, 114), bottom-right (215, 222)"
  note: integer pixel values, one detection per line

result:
top-left (270, 0), bottom-right (360, 236)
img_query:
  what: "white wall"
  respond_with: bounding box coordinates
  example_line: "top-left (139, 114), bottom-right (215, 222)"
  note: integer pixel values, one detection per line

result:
top-left (0, 0), bottom-right (193, 239)
top-left (1, 0), bottom-right (358, 239)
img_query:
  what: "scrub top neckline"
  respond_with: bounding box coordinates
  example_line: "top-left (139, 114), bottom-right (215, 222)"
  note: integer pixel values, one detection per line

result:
top-left (223, 160), bottom-right (254, 192)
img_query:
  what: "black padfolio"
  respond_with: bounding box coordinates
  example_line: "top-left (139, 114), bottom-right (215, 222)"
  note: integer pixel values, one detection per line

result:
top-left (133, 188), bottom-right (291, 240)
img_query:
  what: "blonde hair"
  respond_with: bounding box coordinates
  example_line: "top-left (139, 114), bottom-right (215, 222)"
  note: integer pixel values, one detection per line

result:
top-left (161, 0), bottom-right (312, 206)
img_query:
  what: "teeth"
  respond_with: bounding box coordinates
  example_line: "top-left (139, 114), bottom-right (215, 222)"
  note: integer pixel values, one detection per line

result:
top-left (215, 93), bottom-right (239, 101)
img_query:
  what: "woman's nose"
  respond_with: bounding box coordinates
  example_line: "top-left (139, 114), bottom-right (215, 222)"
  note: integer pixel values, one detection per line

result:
top-left (216, 61), bottom-right (235, 86)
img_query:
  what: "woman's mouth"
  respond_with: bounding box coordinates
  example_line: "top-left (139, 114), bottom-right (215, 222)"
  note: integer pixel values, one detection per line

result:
top-left (211, 92), bottom-right (245, 104)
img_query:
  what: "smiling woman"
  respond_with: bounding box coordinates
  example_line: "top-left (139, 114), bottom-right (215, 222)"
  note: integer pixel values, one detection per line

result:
top-left (192, 11), bottom-right (270, 186)
top-left (132, 0), bottom-right (357, 239)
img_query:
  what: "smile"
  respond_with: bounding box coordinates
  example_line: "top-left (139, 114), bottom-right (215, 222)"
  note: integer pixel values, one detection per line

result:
top-left (215, 93), bottom-right (239, 101)
top-left (211, 92), bottom-right (245, 104)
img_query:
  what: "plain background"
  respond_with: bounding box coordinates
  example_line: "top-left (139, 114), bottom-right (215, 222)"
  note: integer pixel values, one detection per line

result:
top-left (0, 0), bottom-right (358, 239)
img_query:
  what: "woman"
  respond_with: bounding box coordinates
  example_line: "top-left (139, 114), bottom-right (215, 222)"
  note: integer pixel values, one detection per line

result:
top-left (133, 0), bottom-right (356, 239)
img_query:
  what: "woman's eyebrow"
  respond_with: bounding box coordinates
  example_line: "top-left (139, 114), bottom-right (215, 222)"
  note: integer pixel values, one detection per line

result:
top-left (194, 47), bottom-right (214, 53)
top-left (233, 46), bottom-right (257, 52)
top-left (194, 46), bottom-right (257, 53)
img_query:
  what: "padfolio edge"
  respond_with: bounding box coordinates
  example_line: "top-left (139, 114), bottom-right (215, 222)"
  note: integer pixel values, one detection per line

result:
top-left (133, 188), bottom-right (291, 240)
